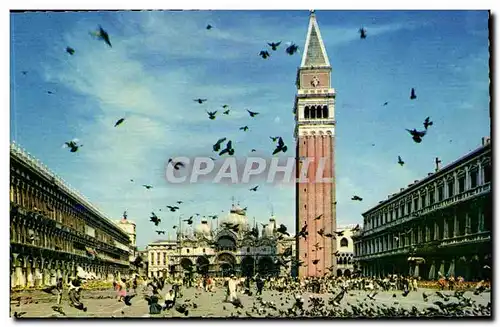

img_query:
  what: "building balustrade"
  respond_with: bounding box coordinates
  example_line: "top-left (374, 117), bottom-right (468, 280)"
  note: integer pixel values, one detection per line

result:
top-left (353, 231), bottom-right (490, 260)
top-left (362, 183), bottom-right (490, 237)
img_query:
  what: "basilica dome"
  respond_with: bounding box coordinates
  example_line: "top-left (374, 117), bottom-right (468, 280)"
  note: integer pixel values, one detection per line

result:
top-left (195, 219), bottom-right (212, 238)
top-left (221, 205), bottom-right (250, 232)
top-left (262, 216), bottom-right (277, 238)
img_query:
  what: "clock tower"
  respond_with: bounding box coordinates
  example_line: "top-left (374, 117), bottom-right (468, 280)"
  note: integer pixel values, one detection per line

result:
top-left (294, 11), bottom-right (337, 278)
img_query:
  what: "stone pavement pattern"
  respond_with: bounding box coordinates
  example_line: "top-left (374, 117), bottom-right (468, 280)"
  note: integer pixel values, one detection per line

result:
top-left (10, 286), bottom-right (491, 318)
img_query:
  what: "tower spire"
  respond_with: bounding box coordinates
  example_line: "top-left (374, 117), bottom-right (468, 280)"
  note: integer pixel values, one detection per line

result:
top-left (300, 10), bottom-right (330, 68)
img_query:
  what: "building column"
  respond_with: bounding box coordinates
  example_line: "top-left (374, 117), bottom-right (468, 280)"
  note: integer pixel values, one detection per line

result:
top-left (27, 265), bottom-right (34, 288)
top-left (447, 259), bottom-right (455, 277)
top-left (34, 267), bottom-right (41, 287)
top-left (43, 268), bottom-right (50, 286)
top-left (453, 213), bottom-right (459, 237)
top-left (478, 208), bottom-right (485, 232)
top-left (50, 269), bottom-right (57, 285)
top-left (15, 266), bottom-right (23, 287)
top-left (428, 260), bottom-right (436, 280)
top-left (443, 218), bottom-right (449, 239)
top-left (477, 160), bottom-right (483, 185)
top-left (438, 260), bottom-right (445, 277)
top-left (434, 221), bottom-right (439, 240)
top-left (465, 212), bottom-right (471, 235)
top-left (465, 166), bottom-right (470, 190)
top-left (413, 264), bottom-right (420, 278)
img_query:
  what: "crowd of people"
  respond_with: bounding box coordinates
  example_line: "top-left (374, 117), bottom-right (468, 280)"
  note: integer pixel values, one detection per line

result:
top-left (34, 267), bottom-right (491, 317)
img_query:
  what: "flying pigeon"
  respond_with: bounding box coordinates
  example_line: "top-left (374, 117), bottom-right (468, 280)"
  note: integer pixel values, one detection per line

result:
top-left (166, 206), bottom-right (180, 212)
top-left (259, 50), bottom-right (270, 59)
top-left (268, 41), bottom-right (281, 51)
top-left (398, 156), bottom-right (405, 166)
top-left (63, 139), bottom-right (82, 153)
top-left (183, 217), bottom-right (193, 225)
top-left (351, 195), bottom-right (363, 201)
top-left (66, 47), bottom-right (75, 55)
top-left (423, 117), bottom-right (433, 129)
top-left (219, 140), bottom-right (235, 156)
top-left (90, 25), bottom-right (112, 47)
top-left (194, 98), bottom-right (207, 104)
top-left (223, 109), bottom-right (230, 115)
top-left (156, 230), bottom-right (165, 235)
top-left (206, 110), bottom-right (217, 120)
top-left (406, 128), bottom-right (427, 143)
top-left (410, 88), bottom-right (417, 100)
top-left (359, 27), bottom-right (367, 39)
top-left (150, 213), bottom-right (161, 226)
top-left (142, 184), bottom-right (153, 189)
top-left (213, 137), bottom-right (227, 152)
top-left (272, 137), bottom-right (288, 155)
top-left (239, 126), bottom-right (249, 131)
top-left (285, 43), bottom-right (299, 55)
top-left (114, 118), bottom-right (125, 127)
top-left (247, 109), bottom-right (259, 117)
top-left (383, 102), bottom-right (389, 106)
top-left (249, 185), bottom-right (259, 192)
top-left (314, 214), bottom-right (323, 220)
top-left (168, 158), bottom-right (185, 170)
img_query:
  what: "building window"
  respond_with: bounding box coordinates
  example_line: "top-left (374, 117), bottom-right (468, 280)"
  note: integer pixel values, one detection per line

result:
top-left (429, 190), bottom-right (435, 205)
top-left (484, 163), bottom-right (491, 183)
top-left (322, 106), bottom-right (328, 118)
top-left (413, 198), bottom-right (419, 211)
top-left (447, 181), bottom-right (454, 198)
top-left (247, 247), bottom-right (250, 252)
top-left (340, 238), bottom-right (349, 247)
top-left (437, 186), bottom-right (444, 202)
top-left (203, 248), bottom-right (206, 253)
top-left (407, 202), bottom-right (411, 215)
top-left (304, 106), bottom-right (310, 119)
top-left (470, 170), bottom-right (478, 188)
top-left (395, 208), bottom-right (399, 220)
top-left (401, 204), bottom-right (405, 217)
top-left (421, 194), bottom-right (426, 208)
top-left (458, 176), bottom-right (465, 193)
top-left (310, 107), bottom-right (316, 119)
top-left (186, 249), bottom-right (190, 254)
top-left (163, 253), bottom-right (166, 265)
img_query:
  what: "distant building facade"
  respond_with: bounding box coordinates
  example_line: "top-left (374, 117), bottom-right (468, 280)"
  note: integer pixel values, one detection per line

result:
top-left (115, 213), bottom-right (137, 262)
top-left (335, 225), bottom-right (356, 277)
top-left (10, 143), bottom-right (131, 289)
top-left (147, 205), bottom-right (296, 278)
top-left (353, 138), bottom-right (492, 281)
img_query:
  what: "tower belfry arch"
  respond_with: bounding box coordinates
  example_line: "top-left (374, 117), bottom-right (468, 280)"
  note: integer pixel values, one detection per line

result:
top-left (294, 11), bottom-right (337, 278)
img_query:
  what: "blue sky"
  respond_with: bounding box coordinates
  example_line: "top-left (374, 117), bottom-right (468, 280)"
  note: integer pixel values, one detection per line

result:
top-left (10, 10), bottom-right (490, 248)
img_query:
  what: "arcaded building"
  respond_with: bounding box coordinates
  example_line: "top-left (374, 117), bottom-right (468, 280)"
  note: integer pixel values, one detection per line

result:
top-left (10, 143), bottom-right (131, 289)
top-left (353, 138), bottom-right (492, 281)
top-left (294, 11), bottom-right (337, 278)
top-left (147, 205), bottom-right (296, 278)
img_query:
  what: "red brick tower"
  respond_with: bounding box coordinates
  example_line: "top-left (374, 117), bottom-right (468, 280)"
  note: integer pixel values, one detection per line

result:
top-left (294, 11), bottom-right (337, 278)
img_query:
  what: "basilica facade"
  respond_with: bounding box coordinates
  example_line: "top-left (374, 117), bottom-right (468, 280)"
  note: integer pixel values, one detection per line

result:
top-left (147, 205), bottom-right (296, 278)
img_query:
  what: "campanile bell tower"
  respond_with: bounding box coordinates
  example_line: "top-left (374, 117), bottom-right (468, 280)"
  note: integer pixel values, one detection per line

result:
top-left (294, 11), bottom-right (337, 278)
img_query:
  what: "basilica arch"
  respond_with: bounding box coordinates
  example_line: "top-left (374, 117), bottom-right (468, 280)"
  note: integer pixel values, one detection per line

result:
top-left (241, 256), bottom-right (255, 277)
top-left (180, 258), bottom-right (193, 271)
top-left (216, 252), bottom-right (236, 277)
top-left (196, 256), bottom-right (210, 276)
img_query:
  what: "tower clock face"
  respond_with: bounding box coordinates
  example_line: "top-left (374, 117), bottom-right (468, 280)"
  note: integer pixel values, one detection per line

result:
top-left (311, 76), bottom-right (320, 87)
